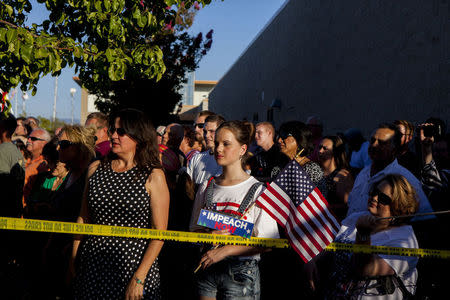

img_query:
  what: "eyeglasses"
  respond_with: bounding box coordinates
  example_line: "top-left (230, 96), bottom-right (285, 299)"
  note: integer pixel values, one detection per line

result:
top-left (194, 123), bottom-right (205, 129)
top-left (109, 127), bottom-right (127, 137)
top-left (28, 136), bottom-right (46, 142)
top-left (58, 140), bottom-right (74, 149)
top-left (369, 187), bottom-right (392, 206)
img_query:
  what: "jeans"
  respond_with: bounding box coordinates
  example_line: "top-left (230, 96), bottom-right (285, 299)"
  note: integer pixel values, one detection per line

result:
top-left (196, 258), bottom-right (260, 299)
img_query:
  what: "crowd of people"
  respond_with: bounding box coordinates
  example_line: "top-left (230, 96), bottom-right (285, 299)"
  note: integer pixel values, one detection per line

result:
top-left (0, 108), bottom-right (448, 299)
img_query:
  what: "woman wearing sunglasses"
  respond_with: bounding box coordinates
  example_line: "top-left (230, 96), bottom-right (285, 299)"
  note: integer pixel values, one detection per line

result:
top-left (43, 125), bottom-right (96, 299)
top-left (73, 109), bottom-right (169, 300)
top-left (306, 174), bottom-right (419, 299)
top-left (277, 121), bottom-right (328, 196)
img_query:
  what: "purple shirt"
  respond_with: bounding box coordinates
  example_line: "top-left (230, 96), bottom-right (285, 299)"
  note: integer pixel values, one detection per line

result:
top-left (96, 140), bottom-right (111, 158)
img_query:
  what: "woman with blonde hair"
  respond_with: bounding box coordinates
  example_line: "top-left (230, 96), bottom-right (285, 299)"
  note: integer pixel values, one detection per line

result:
top-left (307, 174), bottom-right (420, 299)
top-left (44, 124), bottom-right (96, 299)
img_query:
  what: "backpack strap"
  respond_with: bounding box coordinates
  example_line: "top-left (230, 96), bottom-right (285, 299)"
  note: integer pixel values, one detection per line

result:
top-left (237, 182), bottom-right (264, 216)
top-left (204, 177), bottom-right (216, 210)
top-left (204, 179), bottom-right (263, 217)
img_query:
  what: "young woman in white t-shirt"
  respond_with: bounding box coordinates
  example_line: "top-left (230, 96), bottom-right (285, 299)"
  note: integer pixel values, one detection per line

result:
top-left (190, 120), bottom-right (279, 300)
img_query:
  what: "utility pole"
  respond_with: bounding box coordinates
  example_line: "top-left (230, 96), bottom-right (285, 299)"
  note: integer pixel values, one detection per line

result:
top-left (22, 92), bottom-right (28, 116)
top-left (53, 76), bottom-right (58, 128)
top-left (70, 88), bottom-right (76, 125)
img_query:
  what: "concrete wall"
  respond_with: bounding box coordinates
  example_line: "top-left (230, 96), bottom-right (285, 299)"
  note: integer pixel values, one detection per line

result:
top-left (209, 0), bottom-right (450, 137)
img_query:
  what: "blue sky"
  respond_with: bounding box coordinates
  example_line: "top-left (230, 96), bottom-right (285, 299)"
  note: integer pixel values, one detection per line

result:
top-left (14, 0), bottom-right (287, 121)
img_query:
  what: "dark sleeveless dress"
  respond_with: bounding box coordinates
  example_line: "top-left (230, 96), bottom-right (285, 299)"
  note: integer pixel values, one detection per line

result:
top-left (75, 162), bottom-right (160, 299)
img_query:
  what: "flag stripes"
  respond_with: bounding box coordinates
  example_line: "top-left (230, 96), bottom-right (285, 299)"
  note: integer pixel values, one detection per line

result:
top-left (255, 160), bottom-right (340, 263)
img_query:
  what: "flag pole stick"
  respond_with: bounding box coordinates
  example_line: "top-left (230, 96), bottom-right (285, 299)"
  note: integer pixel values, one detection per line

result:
top-left (193, 202), bottom-right (258, 273)
top-left (377, 210), bottom-right (450, 220)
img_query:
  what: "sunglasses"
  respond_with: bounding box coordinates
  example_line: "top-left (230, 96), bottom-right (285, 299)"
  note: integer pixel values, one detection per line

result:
top-left (28, 136), bottom-right (46, 142)
top-left (278, 132), bottom-right (293, 140)
top-left (109, 127), bottom-right (127, 137)
top-left (194, 123), bottom-right (205, 129)
top-left (58, 140), bottom-right (74, 149)
top-left (369, 187), bottom-right (392, 206)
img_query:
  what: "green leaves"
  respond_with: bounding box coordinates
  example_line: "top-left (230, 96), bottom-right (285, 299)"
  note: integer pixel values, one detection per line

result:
top-left (0, 0), bottom-right (214, 118)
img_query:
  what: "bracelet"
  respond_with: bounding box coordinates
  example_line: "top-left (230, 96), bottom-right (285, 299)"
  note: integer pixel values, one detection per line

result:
top-left (134, 276), bottom-right (144, 286)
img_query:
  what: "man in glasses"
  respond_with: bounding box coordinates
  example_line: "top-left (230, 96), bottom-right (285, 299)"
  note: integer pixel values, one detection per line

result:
top-left (187, 114), bottom-right (225, 189)
top-left (193, 110), bottom-right (215, 151)
top-left (85, 112), bottom-right (111, 159)
top-left (24, 128), bottom-right (51, 206)
top-left (346, 123), bottom-right (433, 222)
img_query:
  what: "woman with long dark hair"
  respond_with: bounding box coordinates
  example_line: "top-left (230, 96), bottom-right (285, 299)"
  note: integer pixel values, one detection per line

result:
top-left (72, 109), bottom-right (169, 299)
top-left (318, 135), bottom-right (354, 221)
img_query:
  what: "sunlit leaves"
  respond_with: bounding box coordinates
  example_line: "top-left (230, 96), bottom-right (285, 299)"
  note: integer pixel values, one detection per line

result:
top-left (0, 0), bottom-right (212, 109)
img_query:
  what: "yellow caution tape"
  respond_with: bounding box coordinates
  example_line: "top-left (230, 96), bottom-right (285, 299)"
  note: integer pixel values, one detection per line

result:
top-left (0, 217), bottom-right (288, 248)
top-left (1, 217), bottom-right (449, 259)
top-left (326, 243), bottom-right (450, 259)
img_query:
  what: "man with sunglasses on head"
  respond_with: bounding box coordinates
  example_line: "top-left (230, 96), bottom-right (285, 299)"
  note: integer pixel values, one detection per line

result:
top-left (85, 112), bottom-right (111, 159)
top-left (24, 128), bottom-right (51, 207)
top-left (187, 114), bottom-right (225, 189)
top-left (346, 123), bottom-right (433, 222)
top-left (193, 110), bottom-right (215, 151)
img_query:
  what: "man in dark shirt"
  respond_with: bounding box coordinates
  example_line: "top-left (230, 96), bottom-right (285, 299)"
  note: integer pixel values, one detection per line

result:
top-left (250, 122), bottom-right (289, 182)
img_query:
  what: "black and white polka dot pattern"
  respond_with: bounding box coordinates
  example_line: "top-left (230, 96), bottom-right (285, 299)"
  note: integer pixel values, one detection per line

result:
top-left (75, 162), bottom-right (161, 299)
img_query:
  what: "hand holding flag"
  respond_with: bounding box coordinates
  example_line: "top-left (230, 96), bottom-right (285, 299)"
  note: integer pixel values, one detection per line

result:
top-left (256, 160), bottom-right (340, 263)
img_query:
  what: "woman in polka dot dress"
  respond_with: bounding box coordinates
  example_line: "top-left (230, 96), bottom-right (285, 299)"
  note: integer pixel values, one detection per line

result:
top-left (72, 109), bottom-right (169, 299)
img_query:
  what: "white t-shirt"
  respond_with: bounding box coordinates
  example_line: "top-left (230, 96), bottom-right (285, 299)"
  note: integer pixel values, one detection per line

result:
top-left (189, 176), bottom-right (280, 260)
top-left (335, 211), bottom-right (418, 298)
top-left (186, 151), bottom-right (222, 186)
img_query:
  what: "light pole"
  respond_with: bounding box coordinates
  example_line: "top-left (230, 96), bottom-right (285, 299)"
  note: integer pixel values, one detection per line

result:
top-left (22, 92), bottom-right (29, 116)
top-left (70, 88), bottom-right (76, 125)
top-left (53, 76), bottom-right (58, 126)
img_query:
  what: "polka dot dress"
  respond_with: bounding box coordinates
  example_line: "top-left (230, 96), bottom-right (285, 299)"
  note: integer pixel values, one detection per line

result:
top-left (75, 162), bottom-right (161, 299)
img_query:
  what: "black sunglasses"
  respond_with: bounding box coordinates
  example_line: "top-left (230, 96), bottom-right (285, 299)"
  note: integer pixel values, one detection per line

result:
top-left (58, 140), bottom-right (74, 149)
top-left (278, 131), bottom-right (293, 140)
top-left (109, 127), bottom-right (127, 137)
top-left (369, 187), bottom-right (392, 206)
top-left (28, 136), bottom-right (46, 142)
top-left (194, 123), bottom-right (205, 129)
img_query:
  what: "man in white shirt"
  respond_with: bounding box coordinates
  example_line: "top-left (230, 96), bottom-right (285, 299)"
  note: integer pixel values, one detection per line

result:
top-left (187, 114), bottom-right (225, 187)
top-left (347, 123), bottom-right (433, 222)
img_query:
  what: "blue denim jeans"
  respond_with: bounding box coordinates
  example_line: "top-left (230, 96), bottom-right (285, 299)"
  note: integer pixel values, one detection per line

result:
top-left (196, 258), bottom-right (260, 299)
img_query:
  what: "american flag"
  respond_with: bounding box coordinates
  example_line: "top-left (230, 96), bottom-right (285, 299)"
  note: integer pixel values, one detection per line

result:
top-left (256, 160), bottom-right (340, 263)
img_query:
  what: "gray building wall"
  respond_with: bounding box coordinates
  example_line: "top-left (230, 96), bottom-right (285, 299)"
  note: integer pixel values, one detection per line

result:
top-left (209, 0), bottom-right (450, 136)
